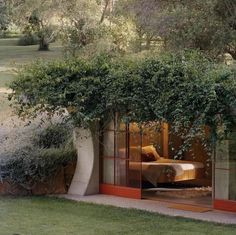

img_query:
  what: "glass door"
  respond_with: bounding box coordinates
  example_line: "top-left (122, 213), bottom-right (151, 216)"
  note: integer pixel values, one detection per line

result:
top-left (214, 129), bottom-right (236, 212)
top-left (100, 116), bottom-right (142, 199)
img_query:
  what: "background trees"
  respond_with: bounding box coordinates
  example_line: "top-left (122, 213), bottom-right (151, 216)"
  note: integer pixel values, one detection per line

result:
top-left (114, 0), bottom-right (236, 60)
top-left (58, 0), bottom-right (103, 56)
top-left (5, 0), bottom-right (235, 59)
top-left (11, 0), bottom-right (60, 50)
top-left (0, 0), bottom-right (11, 36)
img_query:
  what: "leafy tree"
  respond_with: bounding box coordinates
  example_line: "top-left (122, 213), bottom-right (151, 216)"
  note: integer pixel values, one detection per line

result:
top-left (59, 0), bottom-right (128, 57)
top-left (12, 0), bottom-right (59, 50)
top-left (115, 0), bottom-right (236, 59)
top-left (9, 51), bottom-right (236, 151)
top-left (0, 0), bottom-right (11, 35)
top-left (114, 0), bottom-right (163, 52)
top-left (214, 0), bottom-right (236, 59)
top-left (59, 0), bottom-right (102, 56)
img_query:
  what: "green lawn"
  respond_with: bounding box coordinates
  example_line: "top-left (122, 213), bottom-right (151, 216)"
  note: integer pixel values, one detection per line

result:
top-left (0, 38), bottom-right (63, 68)
top-left (0, 197), bottom-right (235, 235)
top-left (0, 38), bottom-right (63, 121)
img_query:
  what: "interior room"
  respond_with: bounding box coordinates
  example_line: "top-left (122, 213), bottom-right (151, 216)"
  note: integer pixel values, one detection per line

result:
top-left (101, 119), bottom-right (213, 207)
top-left (128, 122), bottom-right (213, 207)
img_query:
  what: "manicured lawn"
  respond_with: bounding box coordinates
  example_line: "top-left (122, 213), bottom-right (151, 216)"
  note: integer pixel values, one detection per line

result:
top-left (0, 197), bottom-right (235, 235)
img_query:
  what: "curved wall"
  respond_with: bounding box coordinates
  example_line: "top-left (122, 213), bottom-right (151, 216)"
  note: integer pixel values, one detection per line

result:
top-left (68, 127), bottom-right (99, 195)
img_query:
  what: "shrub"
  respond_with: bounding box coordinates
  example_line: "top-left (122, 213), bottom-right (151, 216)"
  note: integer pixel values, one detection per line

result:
top-left (17, 34), bottom-right (39, 46)
top-left (0, 119), bottom-right (77, 189)
top-left (36, 123), bottom-right (72, 149)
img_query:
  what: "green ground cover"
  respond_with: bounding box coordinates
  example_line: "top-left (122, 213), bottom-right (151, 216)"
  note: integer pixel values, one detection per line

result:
top-left (0, 197), bottom-right (235, 235)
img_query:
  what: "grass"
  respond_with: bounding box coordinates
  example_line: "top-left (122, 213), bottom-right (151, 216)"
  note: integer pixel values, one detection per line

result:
top-left (0, 197), bottom-right (235, 235)
top-left (0, 38), bottom-right (63, 121)
top-left (0, 38), bottom-right (63, 68)
top-left (0, 72), bottom-right (15, 87)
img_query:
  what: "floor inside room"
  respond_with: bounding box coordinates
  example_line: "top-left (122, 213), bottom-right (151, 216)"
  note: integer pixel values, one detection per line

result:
top-left (142, 183), bottom-right (212, 208)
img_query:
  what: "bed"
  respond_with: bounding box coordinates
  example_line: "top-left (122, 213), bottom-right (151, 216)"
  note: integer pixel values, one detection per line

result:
top-left (129, 158), bottom-right (205, 187)
top-left (119, 146), bottom-right (205, 187)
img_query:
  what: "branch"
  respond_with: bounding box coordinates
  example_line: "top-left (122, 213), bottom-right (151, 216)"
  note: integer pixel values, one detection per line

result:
top-left (100, 0), bottom-right (110, 24)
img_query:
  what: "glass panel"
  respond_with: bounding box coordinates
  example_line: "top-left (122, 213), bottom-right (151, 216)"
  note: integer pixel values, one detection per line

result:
top-left (102, 130), bottom-right (115, 185)
top-left (115, 159), bottom-right (127, 186)
top-left (116, 131), bottom-right (127, 158)
top-left (129, 132), bottom-right (142, 188)
top-left (128, 160), bottom-right (142, 188)
top-left (129, 123), bottom-right (141, 133)
top-left (103, 158), bottom-right (114, 184)
top-left (215, 140), bottom-right (229, 200)
top-left (215, 129), bottom-right (236, 201)
top-left (141, 123), bottom-right (163, 157)
top-left (118, 121), bottom-right (127, 132)
top-left (103, 119), bottom-right (115, 131)
top-left (229, 131), bottom-right (236, 201)
top-left (103, 131), bottom-right (114, 158)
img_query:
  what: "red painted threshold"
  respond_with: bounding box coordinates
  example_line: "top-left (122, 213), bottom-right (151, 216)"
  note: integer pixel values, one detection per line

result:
top-left (100, 184), bottom-right (141, 199)
top-left (214, 199), bottom-right (236, 212)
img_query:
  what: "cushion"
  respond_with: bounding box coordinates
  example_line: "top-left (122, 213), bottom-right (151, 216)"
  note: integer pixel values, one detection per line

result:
top-left (142, 145), bottom-right (160, 161)
top-left (141, 152), bottom-right (156, 162)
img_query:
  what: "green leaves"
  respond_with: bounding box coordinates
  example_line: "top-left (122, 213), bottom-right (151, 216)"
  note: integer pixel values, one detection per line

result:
top-left (10, 50), bottom-right (236, 145)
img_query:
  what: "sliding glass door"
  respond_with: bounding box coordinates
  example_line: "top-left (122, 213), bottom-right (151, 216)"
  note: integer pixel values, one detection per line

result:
top-left (214, 129), bottom-right (236, 212)
top-left (100, 117), bottom-right (142, 199)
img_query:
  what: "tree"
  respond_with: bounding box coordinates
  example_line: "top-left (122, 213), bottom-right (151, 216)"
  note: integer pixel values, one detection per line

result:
top-left (10, 51), bottom-right (236, 147)
top-left (0, 0), bottom-right (11, 35)
top-left (59, 0), bottom-right (102, 56)
top-left (115, 0), bottom-right (236, 59)
top-left (12, 0), bottom-right (59, 50)
top-left (114, 0), bottom-right (164, 52)
top-left (215, 0), bottom-right (236, 59)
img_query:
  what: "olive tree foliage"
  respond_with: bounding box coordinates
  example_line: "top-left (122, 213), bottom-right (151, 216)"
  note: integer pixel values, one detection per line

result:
top-left (11, 0), bottom-right (60, 50)
top-left (113, 0), bottom-right (167, 52)
top-left (10, 51), bottom-right (236, 156)
top-left (58, 0), bottom-right (103, 57)
top-left (115, 0), bottom-right (236, 59)
top-left (214, 0), bottom-right (236, 59)
top-left (58, 0), bottom-right (133, 57)
top-left (0, 0), bottom-right (11, 36)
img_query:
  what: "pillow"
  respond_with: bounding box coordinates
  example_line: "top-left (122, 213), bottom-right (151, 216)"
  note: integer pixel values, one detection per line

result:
top-left (142, 145), bottom-right (160, 161)
top-left (141, 152), bottom-right (156, 162)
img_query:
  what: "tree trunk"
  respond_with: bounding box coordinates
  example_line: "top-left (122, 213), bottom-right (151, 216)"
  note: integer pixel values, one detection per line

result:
top-left (100, 0), bottom-right (110, 24)
top-left (38, 37), bottom-right (49, 51)
top-left (145, 37), bottom-right (152, 50)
